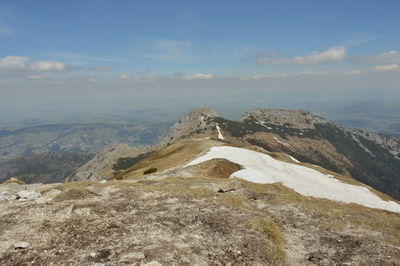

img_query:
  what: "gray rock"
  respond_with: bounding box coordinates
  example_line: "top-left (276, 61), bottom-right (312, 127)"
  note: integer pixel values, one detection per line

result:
top-left (160, 107), bottom-right (218, 146)
top-left (17, 190), bottom-right (41, 200)
top-left (14, 242), bottom-right (29, 249)
top-left (36, 189), bottom-right (61, 204)
top-left (89, 252), bottom-right (97, 258)
top-left (0, 191), bottom-right (17, 201)
top-left (125, 251), bottom-right (145, 260)
top-left (143, 261), bottom-right (162, 266)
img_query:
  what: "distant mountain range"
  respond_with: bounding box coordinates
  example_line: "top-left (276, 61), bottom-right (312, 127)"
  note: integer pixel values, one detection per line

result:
top-left (0, 122), bottom-right (171, 163)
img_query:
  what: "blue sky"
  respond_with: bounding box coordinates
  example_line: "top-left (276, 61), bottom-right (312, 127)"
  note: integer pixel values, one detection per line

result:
top-left (1, 0), bottom-right (400, 118)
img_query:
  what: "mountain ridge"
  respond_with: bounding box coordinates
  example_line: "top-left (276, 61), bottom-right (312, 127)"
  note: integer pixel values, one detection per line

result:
top-left (1, 107), bottom-right (400, 265)
top-left (147, 107), bottom-right (400, 199)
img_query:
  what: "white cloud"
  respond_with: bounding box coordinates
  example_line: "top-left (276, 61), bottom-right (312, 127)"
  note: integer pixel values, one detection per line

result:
top-left (296, 71), bottom-right (312, 76)
top-left (372, 64), bottom-right (399, 72)
top-left (49, 52), bottom-right (123, 63)
top-left (119, 74), bottom-right (132, 80)
top-left (255, 46), bottom-right (347, 64)
top-left (362, 50), bottom-right (400, 64)
top-left (266, 74), bottom-right (288, 79)
top-left (87, 78), bottom-right (98, 83)
top-left (0, 56), bottom-right (30, 71)
top-left (26, 74), bottom-right (49, 80)
top-left (143, 39), bottom-right (199, 64)
top-left (183, 73), bottom-right (215, 80)
top-left (345, 36), bottom-right (378, 47)
top-left (88, 65), bottom-right (113, 71)
top-left (343, 69), bottom-right (363, 76)
top-left (30, 60), bottom-right (69, 72)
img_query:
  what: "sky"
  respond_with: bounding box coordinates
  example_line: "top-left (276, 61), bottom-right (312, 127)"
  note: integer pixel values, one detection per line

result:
top-left (1, 0), bottom-right (400, 122)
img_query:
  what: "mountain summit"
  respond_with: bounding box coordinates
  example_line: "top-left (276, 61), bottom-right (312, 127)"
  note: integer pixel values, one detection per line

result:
top-left (2, 107), bottom-right (399, 265)
top-left (161, 107), bottom-right (218, 145)
top-left (240, 108), bottom-right (328, 129)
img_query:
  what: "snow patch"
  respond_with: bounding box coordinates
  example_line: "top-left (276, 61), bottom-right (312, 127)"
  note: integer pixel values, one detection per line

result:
top-left (277, 140), bottom-right (291, 147)
top-left (287, 155), bottom-right (300, 163)
top-left (273, 136), bottom-right (292, 147)
top-left (185, 146), bottom-right (400, 213)
top-left (216, 124), bottom-right (225, 140)
top-left (255, 120), bottom-right (273, 130)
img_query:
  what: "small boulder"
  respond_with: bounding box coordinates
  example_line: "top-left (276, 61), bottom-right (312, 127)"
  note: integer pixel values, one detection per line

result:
top-left (125, 251), bottom-right (145, 260)
top-left (144, 261), bottom-right (162, 266)
top-left (14, 242), bottom-right (29, 249)
top-left (17, 190), bottom-right (41, 200)
top-left (0, 191), bottom-right (17, 202)
top-left (36, 189), bottom-right (61, 204)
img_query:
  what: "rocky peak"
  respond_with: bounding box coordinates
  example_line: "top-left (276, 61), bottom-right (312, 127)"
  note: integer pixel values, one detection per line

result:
top-left (343, 127), bottom-right (400, 158)
top-left (161, 107), bottom-right (218, 145)
top-left (185, 107), bottom-right (218, 120)
top-left (240, 108), bottom-right (328, 129)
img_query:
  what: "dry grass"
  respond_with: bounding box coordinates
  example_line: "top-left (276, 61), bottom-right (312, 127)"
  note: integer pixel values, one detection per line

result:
top-left (298, 199), bottom-right (400, 246)
top-left (118, 138), bottom-right (222, 179)
top-left (248, 218), bottom-right (286, 264)
top-left (217, 193), bottom-right (250, 209)
top-left (131, 176), bottom-right (216, 200)
top-left (236, 179), bottom-right (400, 246)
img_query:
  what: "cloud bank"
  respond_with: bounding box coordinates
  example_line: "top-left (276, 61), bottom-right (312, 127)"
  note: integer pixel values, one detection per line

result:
top-left (254, 46), bottom-right (347, 64)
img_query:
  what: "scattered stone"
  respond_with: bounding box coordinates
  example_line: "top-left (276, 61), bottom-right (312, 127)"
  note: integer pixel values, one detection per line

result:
top-left (219, 181), bottom-right (242, 192)
top-left (17, 190), bottom-right (41, 200)
top-left (74, 207), bottom-right (91, 216)
top-left (14, 242), bottom-right (29, 249)
top-left (308, 253), bottom-right (323, 263)
top-left (36, 189), bottom-right (61, 204)
top-left (217, 188), bottom-right (236, 193)
top-left (125, 251), bottom-right (145, 260)
top-left (143, 261), bottom-right (162, 266)
top-left (89, 249), bottom-right (112, 261)
top-left (0, 191), bottom-right (17, 201)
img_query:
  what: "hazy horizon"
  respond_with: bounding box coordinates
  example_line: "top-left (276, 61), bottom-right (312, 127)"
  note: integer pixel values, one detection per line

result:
top-left (1, 1), bottom-right (399, 134)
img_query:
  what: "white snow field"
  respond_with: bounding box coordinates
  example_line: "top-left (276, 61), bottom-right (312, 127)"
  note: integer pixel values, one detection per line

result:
top-left (216, 124), bottom-right (225, 140)
top-left (186, 146), bottom-right (400, 213)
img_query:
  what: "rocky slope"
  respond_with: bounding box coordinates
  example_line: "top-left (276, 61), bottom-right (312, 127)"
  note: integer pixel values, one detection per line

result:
top-left (154, 108), bottom-right (400, 200)
top-left (65, 143), bottom-right (147, 182)
top-left (160, 107), bottom-right (218, 146)
top-left (65, 108), bottom-right (400, 200)
top-left (1, 138), bottom-right (399, 265)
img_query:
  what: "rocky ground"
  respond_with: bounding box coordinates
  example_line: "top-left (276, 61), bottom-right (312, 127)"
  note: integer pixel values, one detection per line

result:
top-left (1, 175), bottom-right (399, 265)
